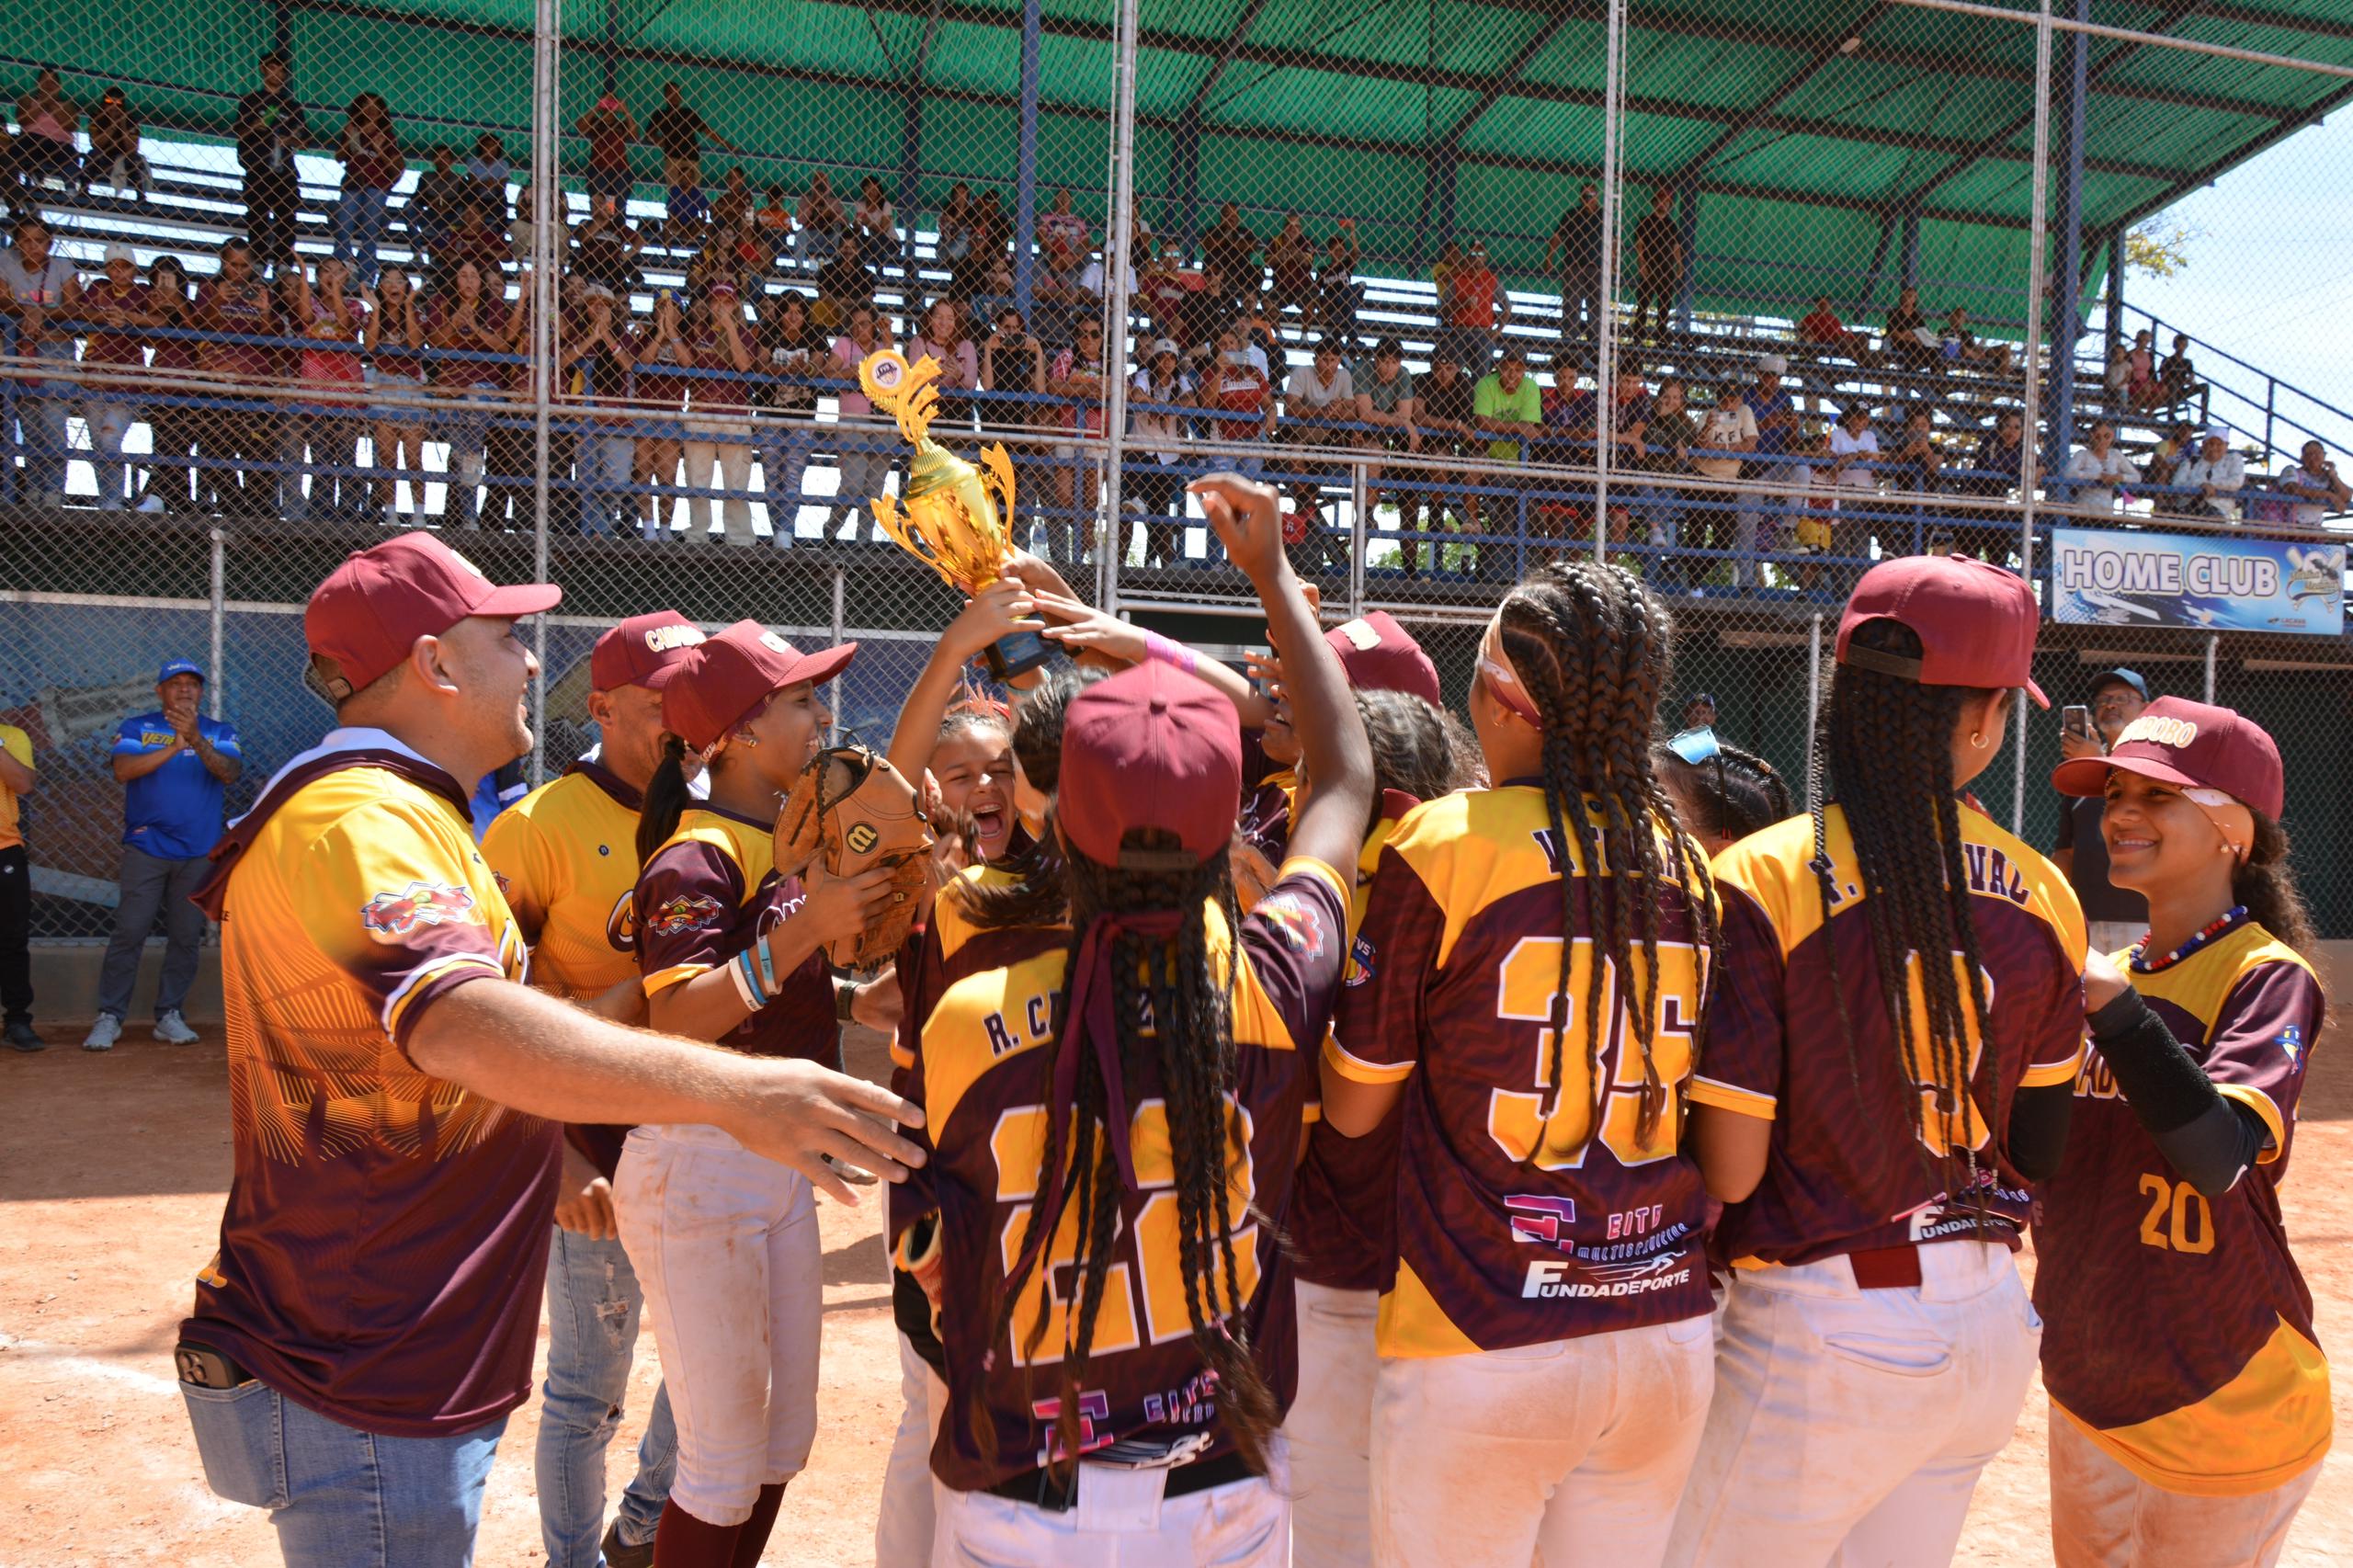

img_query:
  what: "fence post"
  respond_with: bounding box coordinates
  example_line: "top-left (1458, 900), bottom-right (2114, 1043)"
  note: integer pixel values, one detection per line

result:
top-left (1804, 613), bottom-right (1823, 811)
top-left (830, 568), bottom-right (847, 723)
top-left (1593, 0), bottom-right (1626, 566)
top-left (2018, 0), bottom-right (2057, 578)
top-left (209, 525), bottom-right (226, 722)
top-left (529, 0), bottom-right (561, 789)
top-left (1349, 457), bottom-right (1369, 615)
top-left (2205, 632), bottom-right (2219, 703)
top-left (1099, 0), bottom-right (1142, 607)
top-left (1011, 0), bottom-right (1044, 322)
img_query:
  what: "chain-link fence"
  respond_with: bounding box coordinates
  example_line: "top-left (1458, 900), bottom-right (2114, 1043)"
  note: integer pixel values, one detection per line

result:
top-left (4, 0), bottom-right (2351, 942)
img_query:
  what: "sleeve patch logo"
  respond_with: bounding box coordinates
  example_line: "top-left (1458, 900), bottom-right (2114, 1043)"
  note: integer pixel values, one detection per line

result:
top-left (1253, 890), bottom-right (1328, 961)
top-left (643, 892), bottom-right (725, 937)
top-left (360, 881), bottom-right (479, 940)
top-left (1345, 935), bottom-right (1377, 987)
top-left (2279, 1026), bottom-right (2304, 1065)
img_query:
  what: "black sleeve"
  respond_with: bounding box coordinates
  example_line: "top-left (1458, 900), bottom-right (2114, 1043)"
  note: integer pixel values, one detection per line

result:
top-left (2052, 798), bottom-right (2076, 855)
top-left (2005, 1082), bottom-right (2074, 1183)
top-left (2086, 987), bottom-right (2268, 1197)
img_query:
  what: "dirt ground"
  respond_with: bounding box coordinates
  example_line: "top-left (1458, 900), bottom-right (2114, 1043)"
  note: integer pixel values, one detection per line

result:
top-left (4, 1022), bottom-right (2349, 1567)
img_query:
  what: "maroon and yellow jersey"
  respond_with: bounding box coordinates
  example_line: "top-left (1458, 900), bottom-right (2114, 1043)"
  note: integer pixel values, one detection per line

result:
top-left (182, 732), bottom-right (554, 1437)
top-left (2034, 919), bottom-right (2330, 1496)
top-left (916, 858), bottom-right (1348, 1493)
top-left (1291, 791), bottom-right (1418, 1292)
top-left (635, 803), bottom-right (833, 1062)
top-left (483, 761), bottom-right (643, 1000)
top-left (483, 760), bottom-right (644, 1178)
top-left (1326, 785), bottom-right (1715, 1358)
top-left (1237, 726), bottom-right (1297, 866)
top-left (1691, 804), bottom-right (2087, 1269)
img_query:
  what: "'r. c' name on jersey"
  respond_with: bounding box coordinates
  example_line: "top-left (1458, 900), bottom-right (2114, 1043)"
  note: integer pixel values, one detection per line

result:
top-left (1325, 785), bottom-right (1717, 1357)
top-left (2034, 917), bottom-right (2330, 1497)
top-left (1688, 804), bottom-right (2087, 1268)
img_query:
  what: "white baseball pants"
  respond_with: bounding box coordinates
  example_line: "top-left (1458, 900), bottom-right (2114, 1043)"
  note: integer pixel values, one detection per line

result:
top-left (1285, 1281), bottom-right (1379, 1568)
top-left (2049, 1408), bottom-right (2320, 1568)
top-left (1370, 1315), bottom-right (1715, 1568)
top-left (1666, 1240), bottom-right (2040, 1568)
top-left (931, 1442), bottom-right (1290, 1568)
top-left (877, 1330), bottom-right (949, 1568)
top-left (614, 1123), bottom-right (822, 1528)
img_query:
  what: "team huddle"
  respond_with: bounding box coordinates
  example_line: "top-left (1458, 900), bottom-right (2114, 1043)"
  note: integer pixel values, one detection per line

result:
top-left (170, 475), bottom-right (2326, 1568)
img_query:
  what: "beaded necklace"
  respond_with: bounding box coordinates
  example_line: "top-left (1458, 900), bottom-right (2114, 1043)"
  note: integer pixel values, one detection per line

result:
top-left (2129, 904), bottom-right (2248, 974)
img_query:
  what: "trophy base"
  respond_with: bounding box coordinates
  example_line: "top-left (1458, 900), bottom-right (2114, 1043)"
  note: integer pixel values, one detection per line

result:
top-left (981, 629), bottom-right (1054, 682)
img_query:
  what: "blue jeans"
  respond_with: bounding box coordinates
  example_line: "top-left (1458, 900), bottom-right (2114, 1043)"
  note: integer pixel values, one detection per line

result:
top-left (8, 349), bottom-right (73, 503)
top-left (181, 1380), bottom-right (506, 1566)
top-left (761, 425), bottom-right (817, 546)
top-left (574, 431), bottom-right (635, 538)
top-left (333, 186), bottom-right (392, 285)
top-left (538, 1228), bottom-right (676, 1566)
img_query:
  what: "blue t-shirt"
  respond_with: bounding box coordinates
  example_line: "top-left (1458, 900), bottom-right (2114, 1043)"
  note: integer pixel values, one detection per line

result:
top-left (112, 712), bottom-right (242, 860)
top-left (1751, 385), bottom-right (1796, 459)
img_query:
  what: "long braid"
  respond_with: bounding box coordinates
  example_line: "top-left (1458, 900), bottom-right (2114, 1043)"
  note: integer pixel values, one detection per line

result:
top-left (1824, 619), bottom-right (2002, 1219)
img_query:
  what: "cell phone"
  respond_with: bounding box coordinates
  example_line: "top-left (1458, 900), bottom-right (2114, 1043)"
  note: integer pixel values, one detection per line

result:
top-left (2061, 704), bottom-right (2093, 741)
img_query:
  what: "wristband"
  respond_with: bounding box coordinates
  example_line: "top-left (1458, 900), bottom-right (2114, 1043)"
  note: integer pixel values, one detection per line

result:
top-left (835, 979), bottom-right (858, 1023)
top-left (731, 949), bottom-right (767, 1012)
top-left (1141, 629), bottom-right (1198, 676)
top-left (753, 929), bottom-right (780, 997)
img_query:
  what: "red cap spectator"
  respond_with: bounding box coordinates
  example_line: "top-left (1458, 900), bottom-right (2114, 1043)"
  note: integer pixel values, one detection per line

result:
top-left (1836, 555), bottom-right (2047, 708)
top-left (1324, 611), bottom-right (1441, 708)
top-left (1058, 663), bottom-right (1243, 870)
top-left (590, 611), bottom-right (707, 692)
top-left (305, 534), bottom-right (561, 698)
top-left (2051, 696), bottom-right (2284, 823)
top-left (650, 619), bottom-right (857, 752)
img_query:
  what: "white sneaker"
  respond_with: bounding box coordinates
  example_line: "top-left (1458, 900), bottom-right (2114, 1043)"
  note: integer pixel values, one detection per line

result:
top-left (82, 1014), bottom-right (121, 1051)
top-left (154, 1010), bottom-right (199, 1046)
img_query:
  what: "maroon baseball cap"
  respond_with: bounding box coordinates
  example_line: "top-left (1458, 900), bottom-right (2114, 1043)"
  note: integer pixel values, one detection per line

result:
top-left (590, 610), bottom-right (705, 692)
top-left (1324, 611), bottom-right (1442, 709)
top-left (2052, 696), bottom-right (2284, 821)
top-left (305, 533), bottom-right (561, 695)
top-left (1835, 555), bottom-right (2048, 708)
top-left (652, 619), bottom-right (857, 751)
top-left (1059, 662), bottom-right (1243, 870)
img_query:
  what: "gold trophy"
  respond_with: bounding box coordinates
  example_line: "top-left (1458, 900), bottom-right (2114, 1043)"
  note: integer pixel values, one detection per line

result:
top-left (857, 348), bottom-right (1051, 679)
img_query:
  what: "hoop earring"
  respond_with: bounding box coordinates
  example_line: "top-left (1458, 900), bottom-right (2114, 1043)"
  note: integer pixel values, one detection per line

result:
top-left (1970, 730), bottom-right (1989, 749)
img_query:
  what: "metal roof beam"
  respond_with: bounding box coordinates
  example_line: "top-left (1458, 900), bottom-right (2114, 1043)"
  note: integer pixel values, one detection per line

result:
top-left (1183, 0), bottom-right (1276, 117)
top-left (1669, 0), bottom-right (1895, 187)
top-left (1436, 6), bottom-right (1583, 151)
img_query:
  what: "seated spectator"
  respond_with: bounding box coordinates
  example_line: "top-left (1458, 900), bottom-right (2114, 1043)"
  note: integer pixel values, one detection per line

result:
top-left (408, 144), bottom-right (467, 262)
top-left (1281, 337), bottom-right (1356, 568)
top-left (1125, 338), bottom-right (1192, 567)
top-left (1355, 336), bottom-right (1418, 555)
top-left (1413, 346), bottom-right (1479, 564)
top-left (77, 242), bottom-right (156, 512)
top-left (79, 85), bottom-right (149, 201)
top-left (970, 254), bottom-right (1017, 333)
top-left (1440, 239), bottom-right (1507, 372)
top-left (746, 289), bottom-right (826, 543)
top-left (135, 254), bottom-right (203, 514)
top-left (1690, 379), bottom-right (1760, 589)
top-left (441, 193), bottom-right (511, 289)
top-left (936, 181), bottom-right (977, 272)
top-left (980, 304), bottom-right (1044, 436)
top-left (1941, 308), bottom-right (2011, 374)
top-left (1200, 202), bottom-right (1258, 296)
top-left (814, 230), bottom-right (875, 332)
top-left (1318, 222), bottom-right (1362, 343)
top-left (1032, 242), bottom-right (1097, 341)
top-left (854, 176), bottom-right (902, 266)
top-left (1796, 294), bottom-right (1880, 368)
top-left (13, 69), bottom-right (79, 196)
top-left (1888, 404), bottom-right (1948, 495)
top-left (1827, 403), bottom-right (1881, 503)
top-left (1138, 243), bottom-right (1197, 334)
top-left (1469, 343), bottom-right (1541, 571)
top-left (755, 185), bottom-right (794, 264)
top-left (1195, 321), bottom-right (1275, 472)
top-left (797, 170), bottom-right (848, 264)
top-left (364, 263), bottom-right (429, 523)
top-left (1179, 263), bottom-right (1235, 351)
top-left (333, 93), bottom-right (404, 287)
top-left (576, 93), bottom-right (635, 210)
top-left (1044, 318), bottom-right (1109, 565)
top-left (904, 297), bottom-right (979, 431)
top-left (2157, 331), bottom-right (2202, 413)
top-left (712, 165), bottom-right (754, 234)
top-left (1265, 212), bottom-right (1317, 323)
top-left (570, 193), bottom-right (643, 299)
top-left (1882, 286), bottom-right (1937, 369)
top-left (1037, 186), bottom-right (1090, 277)
top-left (466, 132), bottom-right (512, 215)
top-left (2116, 327), bottom-right (2160, 409)
top-left (1947, 408), bottom-right (2026, 565)
top-left (2141, 420), bottom-right (2198, 488)
top-left (2171, 430), bottom-right (2245, 521)
top-left (2276, 440), bottom-right (2350, 528)
top-left (2063, 418), bottom-right (2139, 511)
top-left (961, 188), bottom-right (1009, 290)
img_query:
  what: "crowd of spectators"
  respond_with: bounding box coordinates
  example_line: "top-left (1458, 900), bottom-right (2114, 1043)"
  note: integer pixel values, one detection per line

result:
top-left (2, 58), bottom-right (2346, 585)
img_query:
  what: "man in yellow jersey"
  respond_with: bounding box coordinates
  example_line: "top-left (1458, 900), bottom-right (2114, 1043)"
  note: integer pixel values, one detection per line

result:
top-left (485, 609), bottom-right (702, 1568)
top-left (175, 535), bottom-right (923, 1568)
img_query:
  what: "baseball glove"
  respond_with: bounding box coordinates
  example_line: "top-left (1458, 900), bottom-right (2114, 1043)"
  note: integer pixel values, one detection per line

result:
top-left (775, 745), bottom-right (938, 968)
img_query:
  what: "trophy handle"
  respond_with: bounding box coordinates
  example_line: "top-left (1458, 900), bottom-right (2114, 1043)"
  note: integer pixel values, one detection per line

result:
top-left (979, 442), bottom-right (1019, 528)
top-left (870, 493), bottom-right (963, 592)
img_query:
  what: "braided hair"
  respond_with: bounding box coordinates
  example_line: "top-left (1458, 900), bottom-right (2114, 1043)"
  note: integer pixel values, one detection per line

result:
top-left (1814, 617), bottom-right (2003, 1214)
top-left (980, 824), bottom-right (1277, 1478)
top-left (1494, 559), bottom-right (1716, 1153)
top-left (1657, 738), bottom-right (1792, 846)
top-left (1353, 688), bottom-right (1457, 822)
top-left (963, 666), bottom-right (1104, 933)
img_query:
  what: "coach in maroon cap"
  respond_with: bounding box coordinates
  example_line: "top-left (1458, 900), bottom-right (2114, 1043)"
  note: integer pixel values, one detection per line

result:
top-left (179, 542), bottom-right (920, 1563)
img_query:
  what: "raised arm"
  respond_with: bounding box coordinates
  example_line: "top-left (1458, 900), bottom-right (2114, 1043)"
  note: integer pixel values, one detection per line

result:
top-left (881, 579), bottom-right (1040, 782)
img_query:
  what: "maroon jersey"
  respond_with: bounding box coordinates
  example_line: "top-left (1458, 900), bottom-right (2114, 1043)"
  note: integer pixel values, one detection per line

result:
top-left (78, 279), bottom-right (150, 369)
top-left (915, 858), bottom-right (1349, 1492)
top-left (1328, 785), bottom-right (1714, 1357)
top-left (635, 805), bottom-right (835, 1063)
top-left (2034, 918), bottom-right (2330, 1494)
top-left (1691, 805), bottom-right (2087, 1268)
top-left (196, 278), bottom-right (276, 380)
top-left (1237, 728), bottom-right (1295, 865)
top-left (1290, 792), bottom-right (1416, 1292)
